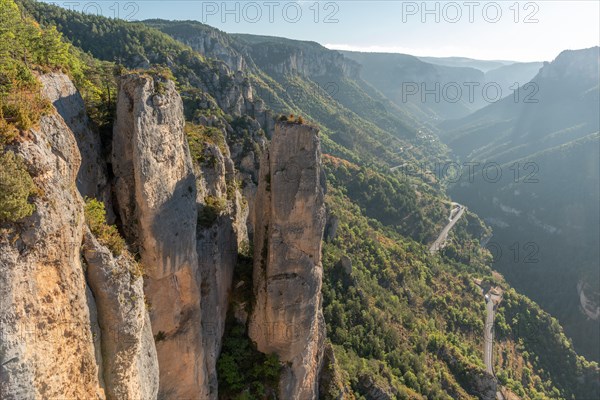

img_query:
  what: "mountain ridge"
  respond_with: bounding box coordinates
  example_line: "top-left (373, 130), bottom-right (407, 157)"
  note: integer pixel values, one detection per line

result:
top-left (1, 1), bottom-right (598, 399)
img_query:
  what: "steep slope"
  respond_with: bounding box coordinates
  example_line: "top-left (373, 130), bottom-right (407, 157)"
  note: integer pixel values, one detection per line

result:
top-left (231, 33), bottom-right (428, 136)
top-left (0, 4), bottom-right (159, 397)
top-left (441, 47), bottom-right (600, 361)
top-left (440, 47), bottom-right (599, 162)
top-left (483, 62), bottom-right (543, 98)
top-left (5, 2), bottom-right (600, 399)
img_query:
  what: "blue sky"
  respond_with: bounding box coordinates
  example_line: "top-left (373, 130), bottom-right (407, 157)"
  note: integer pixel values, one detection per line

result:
top-left (43, 1), bottom-right (599, 62)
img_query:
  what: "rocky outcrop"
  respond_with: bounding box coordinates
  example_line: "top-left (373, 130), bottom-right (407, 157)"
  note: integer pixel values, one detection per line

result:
top-left (470, 373), bottom-right (497, 400)
top-left (249, 121), bottom-right (327, 399)
top-left (324, 208), bottom-right (339, 243)
top-left (243, 40), bottom-right (361, 80)
top-left (37, 73), bottom-right (111, 204)
top-left (319, 344), bottom-right (355, 400)
top-left (167, 25), bottom-right (246, 72)
top-left (577, 280), bottom-right (600, 320)
top-left (0, 76), bottom-right (105, 399)
top-left (83, 229), bottom-right (159, 399)
top-left (112, 73), bottom-right (208, 398)
top-left (112, 74), bottom-right (198, 279)
top-left (194, 140), bottom-right (249, 398)
top-left (356, 375), bottom-right (396, 400)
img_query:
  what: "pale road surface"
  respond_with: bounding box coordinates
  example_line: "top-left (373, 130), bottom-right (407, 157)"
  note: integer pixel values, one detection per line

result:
top-left (484, 294), bottom-right (505, 400)
top-left (484, 297), bottom-right (495, 375)
top-left (429, 202), bottom-right (504, 398)
top-left (429, 203), bottom-right (465, 253)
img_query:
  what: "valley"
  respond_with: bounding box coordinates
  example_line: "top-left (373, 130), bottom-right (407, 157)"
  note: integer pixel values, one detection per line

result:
top-left (0, 1), bottom-right (598, 399)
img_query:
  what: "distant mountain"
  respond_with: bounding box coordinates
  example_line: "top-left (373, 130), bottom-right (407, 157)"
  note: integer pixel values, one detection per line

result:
top-left (342, 51), bottom-right (484, 121)
top-left (484, 61), bottom-right (543, 97)
top-left (442, 46), bottom-right (600, 361)
top-left (342, 51), bottom-right (541, 122)
top-left (441, 47), bottom-right (598, 162)
top-left (418, 56), bottom-right (515, 72)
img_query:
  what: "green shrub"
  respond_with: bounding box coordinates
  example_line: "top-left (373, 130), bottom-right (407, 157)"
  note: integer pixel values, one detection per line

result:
top-left (278, 114), bottom-right (305, 124)
top-left (0, 116), bottom-right (19, 145)
top-left (217, 322), bottom-right (281, 399)
top-left (84, 198), bottom-right (126, 256)
top-left (1, 90), bottom-right (52, 133)
top-left (0, 151), bottom-right (36, 222)
top-left (185, 123), bottom-right (227, 164)
top-left (197, 195), bottom-right (227, 228)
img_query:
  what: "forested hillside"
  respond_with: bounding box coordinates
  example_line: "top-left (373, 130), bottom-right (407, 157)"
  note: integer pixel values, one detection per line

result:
top-left (3, 1), bottom-right (599, 399)
top-left (441, 47), bottom-right (600, 362)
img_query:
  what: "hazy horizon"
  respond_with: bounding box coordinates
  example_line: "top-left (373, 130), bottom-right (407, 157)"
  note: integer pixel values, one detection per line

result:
top-left (40, 0), bottom-right (599, 63)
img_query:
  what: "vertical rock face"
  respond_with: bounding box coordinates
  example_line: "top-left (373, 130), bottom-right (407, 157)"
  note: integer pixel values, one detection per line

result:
top-left (37, 73), bottom-right (110, 203)
top-left (241, 41), bottom-right (362, 79)
top-left (195, 141), bottom-right (248, 398)
top-left (112, 74), bottom-right (198, 279)
top-left (0, 77), bottom-right (105, 399)
top-left (83, 229), bottom-right (159, 400)
top-left (249, 122), bottom-right (327, 399)
top-left (112, 74), bottom-right (208, 398)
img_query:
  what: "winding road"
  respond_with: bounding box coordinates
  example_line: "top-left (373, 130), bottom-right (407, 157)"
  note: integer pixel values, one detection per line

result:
top-left (484, 296), bottom-right (495, 375)
top-left (483, 290), bottom-right (506, 400)
top-left (429, 203), bottom-right (465, 253)
top-left (428, 203), bottom-right (507, 398)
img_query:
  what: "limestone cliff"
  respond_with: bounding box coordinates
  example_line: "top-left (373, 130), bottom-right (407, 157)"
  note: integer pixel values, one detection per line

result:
top-left (160, 22), bottom-right (247, 72)
top-left (240, 39), bottom-right (361, 80)
top-left (1, 70), bottom-right (330, 400)
top-left (249, 121), bottom-right (327, 399)
top-left (0, 73), bottom-right (158, 400)
top-left (111, 73), bottom-right (209, 398)
top-left (0, 76), bottom-right (105, 400)
top-left (37, 73), bottom-right (110, 203)
top-left (578, 280), bottom-right (600, 320)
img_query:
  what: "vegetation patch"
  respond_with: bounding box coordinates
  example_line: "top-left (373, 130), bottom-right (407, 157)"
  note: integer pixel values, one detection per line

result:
top-left (84, 198), bottom-right (126, 256)
top-left (185, 123), bottom-right (227, 164)
top-left (0, 90), bottom-right (52, 143)
top-left (197, 195), bottom-right (227, 228)
top-left (0, 0), bottom-right (87, 143)
top-left (278, 113), bottom-right (305, 124)
top-left (217, 321), bottom-right (281, 400)
top-left (0, 151), bottom-right (36, 223)
top-left (217, 253), bottom-right (280, 400)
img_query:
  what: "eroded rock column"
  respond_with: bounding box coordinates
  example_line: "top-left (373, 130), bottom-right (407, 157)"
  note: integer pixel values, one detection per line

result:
top-left (112, 73), bottom-right (208, 398)
top-left (249, 121), bottom-right (327, 399)
top-left (83, 229), bottom-right (159, 400)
